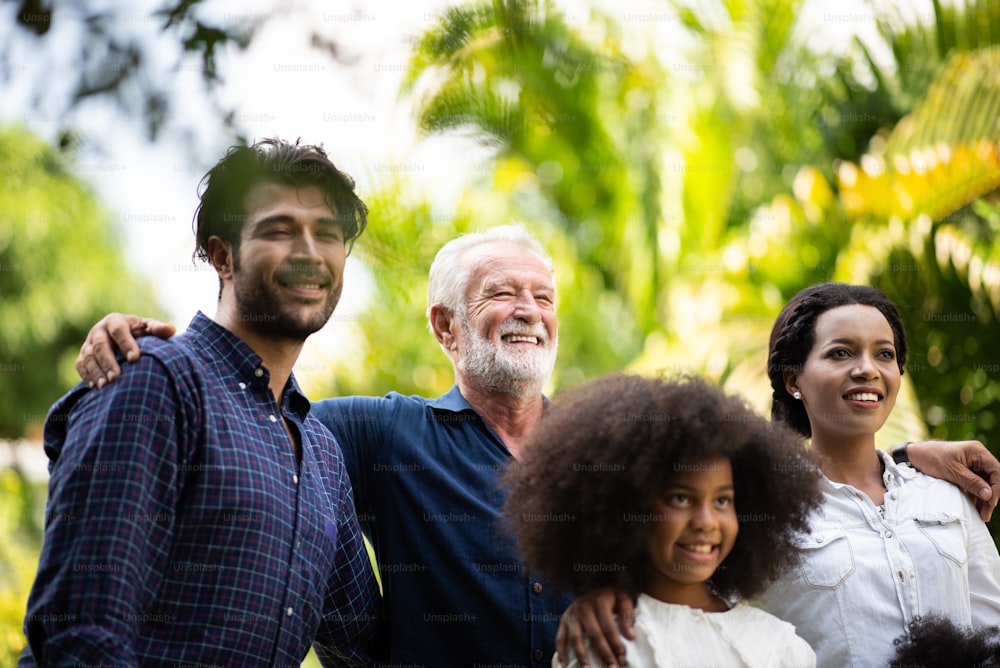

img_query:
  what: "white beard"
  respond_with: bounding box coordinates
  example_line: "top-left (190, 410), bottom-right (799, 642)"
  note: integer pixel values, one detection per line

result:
top-left (457, 316), bottom-right (557, 398)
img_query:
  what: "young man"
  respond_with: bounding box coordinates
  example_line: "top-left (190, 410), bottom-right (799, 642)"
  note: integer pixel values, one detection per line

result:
top-left (21, 139), bottom-right (379, 667)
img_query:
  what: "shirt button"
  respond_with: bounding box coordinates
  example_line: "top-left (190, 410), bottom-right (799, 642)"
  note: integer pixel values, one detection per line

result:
top-left (815, 536), bottom-right (824, 543)
top-left (255, 368), bottom-right (264, 378)
top-left (269, 415), bottom-right (278, 423)
top-left (238, 382), bottom-right (246, 390)
top-left (286, 607), bottom-right (293, 617)
top-left (884, 531), bottom-right (893, 538)
top-left (534, 649), bottom-right (543, 661)
top-left (293, 474), bottom-right (299, 484)
top-left (532, 582), bottom-right (543, 594)
top-left (890, 491), bottom-right (898, 500)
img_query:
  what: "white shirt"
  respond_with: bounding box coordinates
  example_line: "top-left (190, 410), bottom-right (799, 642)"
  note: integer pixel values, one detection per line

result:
top-left (755, 450), bottom-right (1000, 667)
top-left (559, 594), bottom-right (815, 667)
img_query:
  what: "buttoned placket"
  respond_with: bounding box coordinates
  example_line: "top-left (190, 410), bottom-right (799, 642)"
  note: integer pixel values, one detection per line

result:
top-left (242, 366), bottom-right (311, 651)
top-left (845, 467), bottom-right (919, 626)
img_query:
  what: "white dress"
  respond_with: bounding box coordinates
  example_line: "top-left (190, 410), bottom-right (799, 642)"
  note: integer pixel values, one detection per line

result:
top-left (558, 593), bottom-right (815, 667)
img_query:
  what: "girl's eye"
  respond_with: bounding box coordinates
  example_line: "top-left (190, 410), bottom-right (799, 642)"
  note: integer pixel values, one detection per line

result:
top-left (715, 496), bottom-right (734, 508)
top-left (666, 494), bottom-right (690, 506)
top-left (877, 350), bottom-right (896, 360)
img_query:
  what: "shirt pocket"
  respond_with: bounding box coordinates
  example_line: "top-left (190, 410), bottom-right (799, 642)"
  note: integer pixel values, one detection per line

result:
top-left (914, 513), bottom-right (968, 566)
top-left (798, 528), bottom-right (855, 588)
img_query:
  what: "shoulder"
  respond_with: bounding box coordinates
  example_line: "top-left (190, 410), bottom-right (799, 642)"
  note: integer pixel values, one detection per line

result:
top-left (107, 335), bottom-right (204, 392)
top-left (723, 604), bottom-right (816, 664)
top-left (43, 339), bottom-right (201, 460)
top-left (312, 391), bottom-right (432, 424)
top-left (50, 338), bottom-right (197, 417)
top-left (899, 466), bottom-right (973, 507)
top-left (725, 602), bottom-right (801, 632)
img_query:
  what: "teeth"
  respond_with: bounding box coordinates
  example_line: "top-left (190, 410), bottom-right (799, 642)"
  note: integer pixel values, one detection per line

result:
top-left (845, 392), bottom-right (879, 402)
top-left (289, 283), bottom-right (321, 290)
top-left (504, 335), bottom-right (538, 343)
top-left (681, 544), bottom-right (713, 554)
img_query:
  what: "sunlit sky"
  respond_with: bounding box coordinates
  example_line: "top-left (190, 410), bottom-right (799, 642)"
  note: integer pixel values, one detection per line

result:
top-left (1, 0), bottom-right (894, 393)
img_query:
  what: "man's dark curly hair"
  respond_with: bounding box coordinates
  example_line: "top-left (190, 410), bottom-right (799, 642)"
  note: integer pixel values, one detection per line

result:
top-left (193, 137), bottom-right (367, 264)
top-left (890, 614), bottom-right (1000, 667)
top-left (503, 374), bottom-right (823, 602)
top-left (767, 282), bottom-right (907, 438)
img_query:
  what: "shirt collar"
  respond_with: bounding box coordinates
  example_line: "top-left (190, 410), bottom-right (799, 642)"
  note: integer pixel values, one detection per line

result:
top-left (184, 312), bottom-right (311, 418)
top-left (427, 385), bottom-right (477, 414)
top-left (878, 447), bottom-right (918, 482)
top-left (819, 448), bottom-right (915, 492)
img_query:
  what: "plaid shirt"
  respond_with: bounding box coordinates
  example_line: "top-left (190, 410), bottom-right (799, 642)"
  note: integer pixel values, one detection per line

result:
top-left (22, 312), bottom-right (379, 667)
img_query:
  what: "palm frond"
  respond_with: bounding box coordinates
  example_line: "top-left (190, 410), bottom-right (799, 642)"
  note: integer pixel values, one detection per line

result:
top-left (837, 47), bottom-right (1000, 222)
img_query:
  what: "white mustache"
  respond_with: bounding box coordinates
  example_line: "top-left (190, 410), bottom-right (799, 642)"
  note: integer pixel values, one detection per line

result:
top-left (498, 322), bottom-right (547, 342)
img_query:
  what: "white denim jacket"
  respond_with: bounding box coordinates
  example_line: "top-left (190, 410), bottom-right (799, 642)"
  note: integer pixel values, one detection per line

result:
top-left (755, 450), bottom-right (1000, 667)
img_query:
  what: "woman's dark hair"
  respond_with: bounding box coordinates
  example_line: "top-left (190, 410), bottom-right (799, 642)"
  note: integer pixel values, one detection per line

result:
top-left (503, 374), bottom-right (823, 602)
top-left (890, 614), bottom-right (1000, 667)
top-left (193, 137), bottom-right (367, 263)
top-left (767, 282), bottom-right (907, 438)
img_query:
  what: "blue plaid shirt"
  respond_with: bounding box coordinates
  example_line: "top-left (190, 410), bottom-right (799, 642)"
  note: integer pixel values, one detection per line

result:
top-left (314, 387), bottom-right (572, 667)
top-left (22, 312), bottom-right (379, 667)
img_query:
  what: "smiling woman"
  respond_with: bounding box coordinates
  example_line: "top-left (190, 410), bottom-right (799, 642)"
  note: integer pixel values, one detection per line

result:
top-left (757, 282), bottom-right (1000, 667)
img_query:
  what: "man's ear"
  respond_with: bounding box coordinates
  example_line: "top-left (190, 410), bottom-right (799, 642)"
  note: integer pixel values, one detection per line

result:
top-left (429, 304), bottom-right (457, 351)
top-left (207, 236), bottom-right (234, 281)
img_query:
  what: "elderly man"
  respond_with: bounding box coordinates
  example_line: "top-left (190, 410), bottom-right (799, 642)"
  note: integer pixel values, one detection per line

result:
top-left (75, 226), bottom-right (1000, 667)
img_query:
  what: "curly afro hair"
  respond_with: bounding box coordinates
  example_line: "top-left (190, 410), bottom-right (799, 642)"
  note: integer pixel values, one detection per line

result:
top-left (890, 614), bottom-right (1000, 667)
top-left (503, 374), bottom-right (823, 602)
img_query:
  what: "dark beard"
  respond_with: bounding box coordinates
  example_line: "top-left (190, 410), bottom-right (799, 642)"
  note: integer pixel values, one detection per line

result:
top-left (231, 256), bottom-right (340, 342)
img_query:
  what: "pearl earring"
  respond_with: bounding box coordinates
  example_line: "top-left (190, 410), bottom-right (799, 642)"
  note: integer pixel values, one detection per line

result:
top-left (793, 391), bottom-right (802, 400)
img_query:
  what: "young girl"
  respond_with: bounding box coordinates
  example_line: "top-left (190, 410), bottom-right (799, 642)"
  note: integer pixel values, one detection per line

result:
top-left (504, 374), bottom-right (822, 667)
top-left (758, 282), bottom-right (1000, 665)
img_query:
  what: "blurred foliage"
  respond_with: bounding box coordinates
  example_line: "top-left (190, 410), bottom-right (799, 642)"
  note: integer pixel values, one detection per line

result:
top-left (0, 125), bottom-right (164, 439)
top-left (0, 464), bottom-right (42, 665)
top-left (2, 0), bottom-right (253, 143)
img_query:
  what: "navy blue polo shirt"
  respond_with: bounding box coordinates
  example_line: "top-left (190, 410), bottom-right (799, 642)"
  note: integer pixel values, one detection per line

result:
top-left (313, 386), bottom-right (571, 667)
